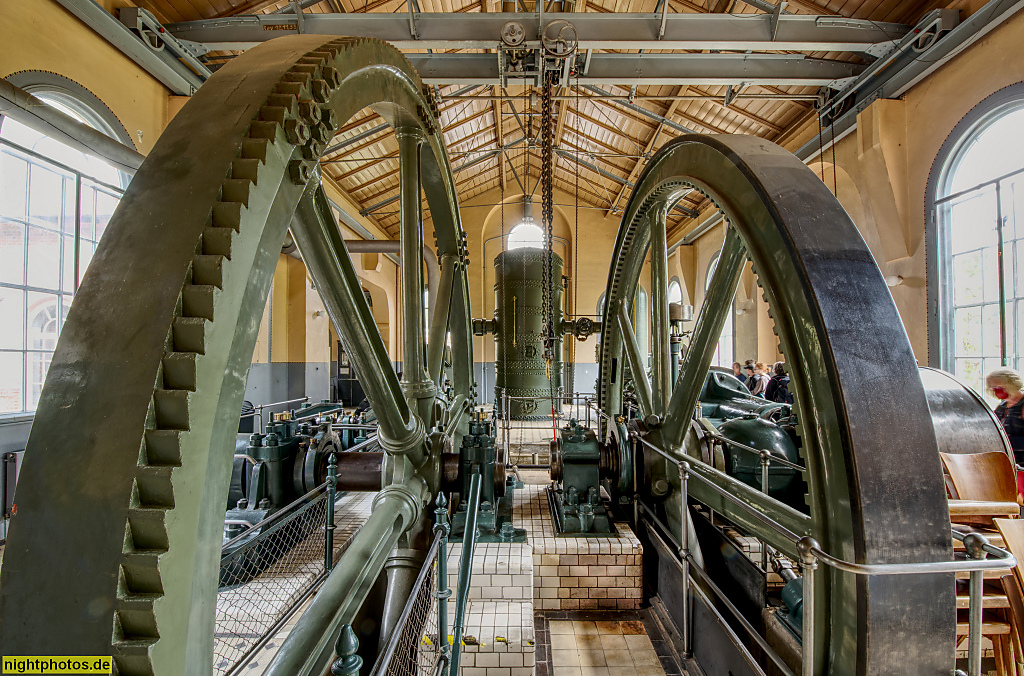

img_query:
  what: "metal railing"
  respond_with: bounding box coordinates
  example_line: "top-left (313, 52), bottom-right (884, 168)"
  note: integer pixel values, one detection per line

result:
top-left (214, 457), bottom-right (342, 675)
top-left (497, 390), bottom-right (598, 466)
top-left (631, 432), bottom-right (1017, 676)
top-left (240, 396), bottom-right (311, 432)
top-left (370, 496), bottom-right (454, 676)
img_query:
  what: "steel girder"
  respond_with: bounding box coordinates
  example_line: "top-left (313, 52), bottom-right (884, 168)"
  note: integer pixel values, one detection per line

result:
top-left (597, 135), bottom-right (953, 674)
top-left (405, 52), bottom-right (864, 87)
top-left (166, 12), bottom-right (910, 55)
top-left (0, 35), bottom-right (473, 675)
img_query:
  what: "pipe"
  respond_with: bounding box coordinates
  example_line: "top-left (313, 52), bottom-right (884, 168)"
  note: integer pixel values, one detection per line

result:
top-left (0, 78), bottom-right (144, 175)
top-left (344, 239), bottom-right (440, 314)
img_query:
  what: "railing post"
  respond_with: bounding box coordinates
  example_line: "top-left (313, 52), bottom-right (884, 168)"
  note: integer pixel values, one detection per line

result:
top-left (760, 450), bottom-right (771, 571)
top-left (434, 493), bottom-right (453, 665)
top-left (796, 536), bottom-right (819, 676)
top-left (679, 461), bottom-right (692, 659)
top-left (964, 533), bottom-right (989, 676)
top-left (330, 625), bottom-right (362, 676)
top-left (325, 453), bottom-right (338, 573)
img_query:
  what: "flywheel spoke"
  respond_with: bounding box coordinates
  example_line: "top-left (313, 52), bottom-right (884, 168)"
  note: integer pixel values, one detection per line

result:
top-left (661, 225), bottom-right (744, 449)
top-left (290, 181), bottom-right (420, 451)
top-left (617, 301), bottom-right (655, 419)
top-left (426, 253), bottom-right (458, 388)
top-left (649, 203), bottom-right (672, 415)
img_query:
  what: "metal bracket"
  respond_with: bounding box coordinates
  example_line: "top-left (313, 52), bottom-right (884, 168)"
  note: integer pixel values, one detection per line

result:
top-left (769, 1), bottom-right (788, 41)
top-left (407, 0), bottom-right (419, 40)
top-left (657, 0), bottom-right (669, 40)
top-left (292, 1), bottom-right (304, 34)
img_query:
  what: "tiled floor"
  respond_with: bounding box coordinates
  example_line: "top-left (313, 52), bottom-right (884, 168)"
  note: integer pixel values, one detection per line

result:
top-left (533, 611), bottom-right (685, 676)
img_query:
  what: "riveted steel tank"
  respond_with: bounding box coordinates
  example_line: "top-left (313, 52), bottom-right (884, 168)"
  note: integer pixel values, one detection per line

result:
top-left (493, 248), bottom-right (563, 420)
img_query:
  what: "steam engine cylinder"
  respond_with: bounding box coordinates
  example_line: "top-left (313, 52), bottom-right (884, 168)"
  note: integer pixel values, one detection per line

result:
top-left (493, 248), bottom-right (564, 420)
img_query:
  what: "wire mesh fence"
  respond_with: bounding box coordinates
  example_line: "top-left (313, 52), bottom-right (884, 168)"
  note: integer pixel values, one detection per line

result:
top-left (372, 534), bottom-right (447, 676)
top-left (213, 484), bottom-right (341, 675)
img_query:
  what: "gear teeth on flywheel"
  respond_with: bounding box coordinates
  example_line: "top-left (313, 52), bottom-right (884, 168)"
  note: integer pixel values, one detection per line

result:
top-left (107, 40), bottom-right (374, 673)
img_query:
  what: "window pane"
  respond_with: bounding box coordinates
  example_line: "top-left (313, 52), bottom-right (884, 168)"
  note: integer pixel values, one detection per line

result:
top-left (27, 291), bottom-right (60, 351)
top-left (955, 306), bottom-right (982, 357)
top-left (0, 151), bottom-right (28, 223)
top-left (956, 358), bottom-right (983, 394)
top-left (0, 287), bottom-right (25, 350)
top-left (79, 240), bottom-right (95, 281)
top-left (982, 303), bottom-right (1002, 357)
top-left (949, 189), bottom-right (996, 255)
top-left (95, 190), bottom-right (118, 241)
top-left (26, 351), bottom-right (52, 411)
top-left (28, 164), bottom-right (65, 231)
top-left (26, 225), bottom-right (61, 291)
top-left (0, 221), bottom-right (25, 285)
top-left (952, 252), bottom-right (984, 306)
top-left (0, 351), bottom-right (24, 414)
top-left (983, 247), bottom-right (1000, 303)
top-left (62, 235), bottom-right (76, 291)
top-left (62, 177), bottom-right (77, 235)
top-left (80, 186), bottom-right (95, 241)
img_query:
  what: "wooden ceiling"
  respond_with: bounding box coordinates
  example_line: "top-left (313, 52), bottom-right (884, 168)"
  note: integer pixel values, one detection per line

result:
top-left (130, 0), bottom-right (946, 239)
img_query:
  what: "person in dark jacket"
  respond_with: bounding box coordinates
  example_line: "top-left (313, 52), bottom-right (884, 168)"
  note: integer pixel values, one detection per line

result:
top-left (988, 368), bottom-right (1024, 465)
top-left (765, 362), bottom-right (792, 404)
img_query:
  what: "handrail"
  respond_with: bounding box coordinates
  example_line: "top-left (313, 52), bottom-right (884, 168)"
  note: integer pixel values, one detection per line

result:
top-left (449, 471), bottom-right (482, 676)
top-left (704, 428), bottom-right (806, 472)
top-left (630, 429), bottom-right (1016, 676)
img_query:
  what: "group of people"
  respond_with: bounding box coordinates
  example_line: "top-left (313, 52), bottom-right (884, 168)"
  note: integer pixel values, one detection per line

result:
top-left (731, 359), bottom-right (793, 404)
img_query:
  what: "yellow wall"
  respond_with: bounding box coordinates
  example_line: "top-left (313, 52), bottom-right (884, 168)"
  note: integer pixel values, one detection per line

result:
top-left (1, 0), bottom-right (170, 153)
top-left (784, 9), bottom-right (1024, 362)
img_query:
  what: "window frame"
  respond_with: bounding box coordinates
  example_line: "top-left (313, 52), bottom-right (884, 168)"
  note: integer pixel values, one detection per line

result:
top-left (0, 73), bottom-right (129, 420)
top-left (927, 82), bottom-right (1024, 377)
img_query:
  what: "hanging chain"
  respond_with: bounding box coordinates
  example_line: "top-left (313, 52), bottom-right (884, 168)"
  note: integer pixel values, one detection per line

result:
top-left (541, 72), bottom-right (555, 366)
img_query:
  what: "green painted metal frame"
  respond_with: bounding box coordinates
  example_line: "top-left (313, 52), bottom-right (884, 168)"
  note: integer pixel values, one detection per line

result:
top-left (596, 135), bottom-right (954, 674)
top-left (0, 35), bottom-right (474, 676)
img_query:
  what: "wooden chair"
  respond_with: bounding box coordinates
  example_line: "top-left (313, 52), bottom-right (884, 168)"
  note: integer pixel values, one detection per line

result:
top-left (989, 518), bottom-right (1024, 675)
top-left (942, 451), bottom-right (1020, 504)
top-left (943, 452), bottom-right (1022, 529)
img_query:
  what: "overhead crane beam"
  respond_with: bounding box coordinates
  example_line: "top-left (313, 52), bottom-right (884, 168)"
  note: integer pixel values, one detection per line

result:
top-left (166, 12), bottom-right (911, 54)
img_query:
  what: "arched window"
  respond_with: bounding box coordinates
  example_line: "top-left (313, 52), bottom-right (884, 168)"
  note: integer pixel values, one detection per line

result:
top-left (0, 75), bottom-right (129, 415)
top-left (931, 85), bottom-right (1024, 397)
top-left (668, 279), bottom-right (683, 305)
top-left (706, 252), bottom-right (734, 368)
top-left (507, 221), bottom-right (544, 250)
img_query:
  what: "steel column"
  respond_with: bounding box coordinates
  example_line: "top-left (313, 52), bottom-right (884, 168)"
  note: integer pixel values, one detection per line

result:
top-left (649, 203), bottom-right (671, 415)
